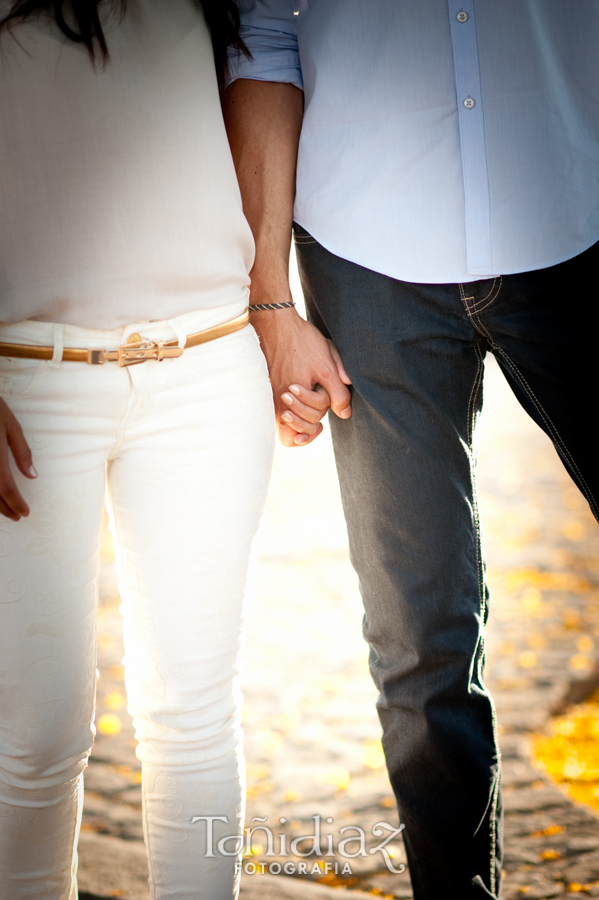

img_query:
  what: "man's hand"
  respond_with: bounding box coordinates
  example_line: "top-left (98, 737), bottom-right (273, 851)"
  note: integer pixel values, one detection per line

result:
top-left (0, 397), bottom-right (36, 520)
top-left (251, 307), bottom-right (351, 447)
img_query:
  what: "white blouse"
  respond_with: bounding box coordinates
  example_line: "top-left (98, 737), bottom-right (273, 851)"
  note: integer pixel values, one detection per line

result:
top-left (0, 0), bottom-right (254, 329)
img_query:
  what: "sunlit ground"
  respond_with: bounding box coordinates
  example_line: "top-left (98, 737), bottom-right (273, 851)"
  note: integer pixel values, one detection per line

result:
top-left (535, 698), bottom-right (599, 817)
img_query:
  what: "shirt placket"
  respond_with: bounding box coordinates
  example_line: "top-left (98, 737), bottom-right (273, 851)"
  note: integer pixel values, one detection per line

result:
top-left (448, 0), bottom-right (492, 275)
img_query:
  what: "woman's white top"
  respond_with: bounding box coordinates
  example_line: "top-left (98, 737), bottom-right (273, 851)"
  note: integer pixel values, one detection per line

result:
top-left (0, 0), bottom-right (254, 329)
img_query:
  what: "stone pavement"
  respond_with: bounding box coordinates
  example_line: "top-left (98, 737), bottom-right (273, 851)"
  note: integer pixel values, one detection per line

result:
top-left (79, 314), bottom-right (599, 896)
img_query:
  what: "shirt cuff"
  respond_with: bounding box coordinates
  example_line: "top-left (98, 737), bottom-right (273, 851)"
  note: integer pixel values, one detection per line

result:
top-left (227, 31), bottom-right (303, 91)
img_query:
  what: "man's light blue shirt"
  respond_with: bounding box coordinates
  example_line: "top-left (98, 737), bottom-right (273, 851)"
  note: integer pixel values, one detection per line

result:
top-left (230, 0), bottom-right (599, 284)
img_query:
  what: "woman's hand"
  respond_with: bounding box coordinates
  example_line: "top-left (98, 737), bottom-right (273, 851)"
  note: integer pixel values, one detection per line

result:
top-left (0, 397), bottom-right (36, 520)
top-left (280, 382), bottom-right (330, 444)
top-left (280, 340), bottom-right (352, 446)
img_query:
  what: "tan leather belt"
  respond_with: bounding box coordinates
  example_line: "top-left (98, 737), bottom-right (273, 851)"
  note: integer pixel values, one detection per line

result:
top-left (0, 309), bottom-right (249, 367)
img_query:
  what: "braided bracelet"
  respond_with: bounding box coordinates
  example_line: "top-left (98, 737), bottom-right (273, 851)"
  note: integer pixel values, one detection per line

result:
top-left (248, 300), bottom-right (296, 311)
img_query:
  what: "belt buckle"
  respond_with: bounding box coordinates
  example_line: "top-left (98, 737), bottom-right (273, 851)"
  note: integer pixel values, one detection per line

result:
top-left (118, 339), bottom-right (158, 367)
top-left (117, 339), bottom-right (184, 367)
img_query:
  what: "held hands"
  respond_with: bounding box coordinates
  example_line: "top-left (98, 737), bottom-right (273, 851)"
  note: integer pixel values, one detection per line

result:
top-left (0, 396), bottom-right (36, 520)
top-left (250, 306), bottom-right (352, 447)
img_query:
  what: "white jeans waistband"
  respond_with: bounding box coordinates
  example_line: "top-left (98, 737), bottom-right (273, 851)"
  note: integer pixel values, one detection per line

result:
top-left (0, 299), bottom-right (248, 350)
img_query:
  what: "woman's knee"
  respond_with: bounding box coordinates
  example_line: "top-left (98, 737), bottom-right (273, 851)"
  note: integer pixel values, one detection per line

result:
top-left (133, 703), bottom-right (243, 773)
top-left (0, 724), bottom-right (92, 790)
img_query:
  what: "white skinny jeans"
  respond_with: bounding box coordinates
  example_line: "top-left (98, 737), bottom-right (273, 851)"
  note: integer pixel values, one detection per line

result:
top-left (0, 302), bottom-right (275, 900)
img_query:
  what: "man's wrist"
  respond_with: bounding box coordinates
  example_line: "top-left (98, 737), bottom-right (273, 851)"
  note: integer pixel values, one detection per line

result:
top-left (248, 300), bottom-right (296, 312)
top-left (249, 303), bottom-right (303, 340)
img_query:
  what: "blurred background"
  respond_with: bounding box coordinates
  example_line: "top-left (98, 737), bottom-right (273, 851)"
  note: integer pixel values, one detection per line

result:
top-left (79, 256), bottom-right (599, 900)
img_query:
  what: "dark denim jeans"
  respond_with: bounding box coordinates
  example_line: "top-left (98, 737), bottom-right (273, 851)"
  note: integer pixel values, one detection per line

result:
top-left (294, 224), bottom-right (598, 900)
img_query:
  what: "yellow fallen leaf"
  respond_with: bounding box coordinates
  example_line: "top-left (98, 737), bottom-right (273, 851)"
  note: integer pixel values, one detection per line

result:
top-left (103, 691), bottom-right (126, 710)
top-left (504, 568), bottom-right (591, 595)
top-left (563, 608), bottom-right (582, 629)
top-left (256, 730), bottom-right (283, 756)
top-left (316, 766), bottom-right (350, 790)
top-left (108, 664), bottom-right (126, 681)
top-left (361, 740), bottom-right (385, 769)
top-left (97, 713), bottom-right (122, 736)
top-left (577, 635), bottom-right (595, 653)
top-left (569, 654), bottom-right (592, 672)
top-left (563, 521), bottom-right (585, 542)
top-left (530, 824), bottom-right (564, 837)
top-left (522, 588), bottom-right (542, 610)
top-left (527, 633), bottom-right (545, 650)
top-left (519, 651), bottom-right (537, 668)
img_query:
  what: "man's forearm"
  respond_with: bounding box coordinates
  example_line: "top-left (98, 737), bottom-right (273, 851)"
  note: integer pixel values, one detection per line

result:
top-left (223, 78), bottom-right (351, 447)
top-left (223, 79), bottom-right (303, 304)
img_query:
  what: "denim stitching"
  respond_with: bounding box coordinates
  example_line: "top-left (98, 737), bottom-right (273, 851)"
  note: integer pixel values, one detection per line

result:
top-left (472, 312), bottom-right (495, 347)
top-left (467, 341), bottom-right (501, 895)
top-left (460, 280), bottom-right (502, 317)
top-left (469, 276), bottom-right (503, 314)
top-left (459, 277), bottom-right (503, 317)
top-left (468, 342), bottom-right (488, 684)
top-left (497, 347), bottom-right (598, 518)
top-left (467, 341), bottom-right (484, 448)
top-left (476, 277), bottom-right (497, 306)
top-left (459, 289), bottom-right (497, 349)
top-left (469, 276), bottom-right (497, 309)
top-left (489, 767), bottom-right (500, 896)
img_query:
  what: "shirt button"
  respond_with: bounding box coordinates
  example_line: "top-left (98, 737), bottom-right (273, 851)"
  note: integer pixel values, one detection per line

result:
top-left (456, 11), bottom-right (468, 22)
top-left (463, 97), bottom-right (475, 109)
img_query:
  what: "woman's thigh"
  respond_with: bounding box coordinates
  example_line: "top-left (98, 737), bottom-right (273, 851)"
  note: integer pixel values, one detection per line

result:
top-left (107, 324), bottom-right (275, 765)
top-left (0, 357), bottom-right (126, 787)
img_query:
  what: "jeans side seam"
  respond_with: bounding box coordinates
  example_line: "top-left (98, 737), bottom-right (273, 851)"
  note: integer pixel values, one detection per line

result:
top-left (489, 768), bottom-right (500, 898)
top-left (467, 342), bottom-right (484, 449)
top-left (497, 347), bottom-right (599, 519)
top-left (467, 342), bottom-right (486, 664)
top-left (468, 342), bottom-right (501, 896)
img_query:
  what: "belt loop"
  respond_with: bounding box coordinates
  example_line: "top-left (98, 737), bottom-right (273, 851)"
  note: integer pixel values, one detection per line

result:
top-left (167, 319), bottom-right (187, 349)
top-left (49, 324), bottom-right (64, 369)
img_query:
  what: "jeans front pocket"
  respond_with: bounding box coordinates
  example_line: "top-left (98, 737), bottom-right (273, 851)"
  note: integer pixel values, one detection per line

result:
top-left (0, 357), bottom-right (47, 403)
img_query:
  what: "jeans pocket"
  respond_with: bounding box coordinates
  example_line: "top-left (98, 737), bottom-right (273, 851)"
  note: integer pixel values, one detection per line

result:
top-left (292, 222), bottom-right (317, 245)
top-left (0, 357), bottom-right (47, 402)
